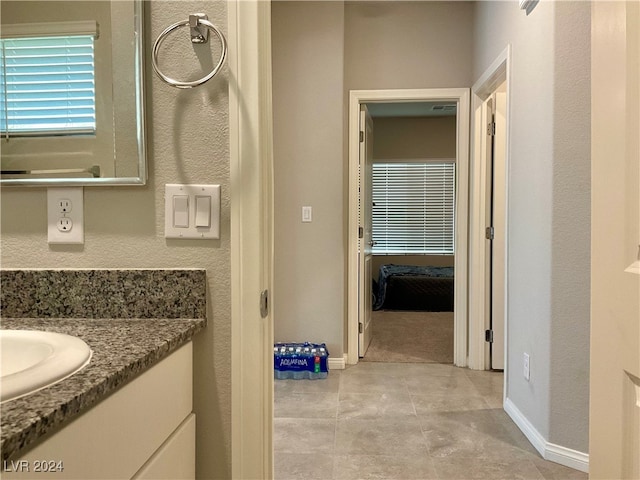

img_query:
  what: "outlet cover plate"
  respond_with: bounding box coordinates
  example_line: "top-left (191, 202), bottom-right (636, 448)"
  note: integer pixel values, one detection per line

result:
top-left (47, 187), bottom-right (84, 244)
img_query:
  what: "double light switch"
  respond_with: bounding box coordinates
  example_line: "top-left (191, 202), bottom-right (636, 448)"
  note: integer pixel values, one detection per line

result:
top-left (165, 184), bottom-right (220, 239)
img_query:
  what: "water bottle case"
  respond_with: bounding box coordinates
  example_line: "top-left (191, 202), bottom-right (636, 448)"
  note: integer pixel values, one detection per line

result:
top-left (274, 342), bottom-right (329, 380)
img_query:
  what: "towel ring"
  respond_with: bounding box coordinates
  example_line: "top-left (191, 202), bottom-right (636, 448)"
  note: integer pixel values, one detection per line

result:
top-left (152, 14), bottom-right (227, 89)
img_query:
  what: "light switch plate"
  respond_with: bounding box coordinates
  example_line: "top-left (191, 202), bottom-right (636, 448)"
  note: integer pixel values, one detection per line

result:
top-left (165, 184), bottom-right (220, 239)
top-left (302, 206), bottom-right (312, 223)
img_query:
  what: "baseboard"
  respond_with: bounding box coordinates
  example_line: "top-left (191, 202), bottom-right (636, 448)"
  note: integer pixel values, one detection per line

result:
top-left (504, 398), bottom-right (547, 457)
top-left (545, 442), bottom-right (589, 473)
top-left (504, 398), bottom-right (589, 473)
top-left (328, 354), bottom-right (346, 370)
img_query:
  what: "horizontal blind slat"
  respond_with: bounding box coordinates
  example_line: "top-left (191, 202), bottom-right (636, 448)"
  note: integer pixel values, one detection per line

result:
top-left (0, 34), bottom-right (96, 135)
top-left (372, 162), bottom-right (455, 255)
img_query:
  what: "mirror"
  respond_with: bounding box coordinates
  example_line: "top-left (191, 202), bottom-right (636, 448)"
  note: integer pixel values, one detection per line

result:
top-left (0, 0), bottom-right (146, 186)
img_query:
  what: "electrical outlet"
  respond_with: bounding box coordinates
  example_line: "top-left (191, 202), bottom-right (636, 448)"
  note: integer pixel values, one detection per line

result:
top-left (523, 353), bottom-right (530, 381)
top-left (57, 218), bottom-right (73, 232)
top-left (47, 188), bottom-right (84, 245)
top-left (58, 199), bottom-right (72, 213)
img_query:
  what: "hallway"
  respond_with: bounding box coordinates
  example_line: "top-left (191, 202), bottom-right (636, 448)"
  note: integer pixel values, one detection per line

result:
top-left (274, 363), bottom-right (587, 479)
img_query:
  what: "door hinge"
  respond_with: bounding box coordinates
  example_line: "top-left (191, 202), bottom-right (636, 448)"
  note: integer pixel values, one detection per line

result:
top-left (487, 121), bottom-right (495, 136)
top-left (359, 130), bottom-right (364, 142)
top-left (485, 226), bottom-right (495, 240)
top-left (358, 226), bottom-right (364, 239)
top-left (260, 289), bottom-right (269, 318)
top-left (485, 329), bottom-right (494, 343)
top-left (359, 322), bottom-right (363, 334)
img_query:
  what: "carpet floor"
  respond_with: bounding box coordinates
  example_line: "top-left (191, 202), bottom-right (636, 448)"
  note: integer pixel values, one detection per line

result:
top-left (361, 310), bottom-right (454, 364)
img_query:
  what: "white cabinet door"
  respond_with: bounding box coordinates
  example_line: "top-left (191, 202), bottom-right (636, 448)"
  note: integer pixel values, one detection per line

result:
top-left (133, 414), bottom-right (196, 480)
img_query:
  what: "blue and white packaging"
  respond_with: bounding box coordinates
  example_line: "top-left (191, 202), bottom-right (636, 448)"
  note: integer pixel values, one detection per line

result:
top-left (274, 342), bottom-right (329, 379)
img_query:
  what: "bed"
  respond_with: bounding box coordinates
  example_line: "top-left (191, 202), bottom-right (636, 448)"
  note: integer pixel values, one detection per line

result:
top-left (373, 264), bottom-right (454, 311)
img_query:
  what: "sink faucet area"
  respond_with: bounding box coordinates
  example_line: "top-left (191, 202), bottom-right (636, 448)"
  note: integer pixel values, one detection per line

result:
top-left (0, 330), bottom-right (92, 403)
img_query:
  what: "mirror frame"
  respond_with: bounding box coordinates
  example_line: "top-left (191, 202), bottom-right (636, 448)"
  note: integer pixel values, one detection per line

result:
top-left (1, 0), bottom-right (147, 187)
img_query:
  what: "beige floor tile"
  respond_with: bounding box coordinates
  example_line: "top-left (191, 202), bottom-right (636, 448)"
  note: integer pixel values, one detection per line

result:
top-left (274, 418), bottom-right (336, 454)
top-left (344, 361), bottom-right (464, 378)
top-left (340, 372), bottom-right (408, 395)
top-left (335, 418), bottom-right (428, 456)
top-left (418, 411), bottom-right (537, 461)
top-left (274, 364), bottom-right (587, 480)
top-left (333, 454), bottom-right (438, 480)
top-left (275, 392), bottom-right (339, 418)
top-left (405, 373), bottom-right (480, 396)
top-left (432, 457), bottom-right (545, 479)
top-left (412, 393), bottom-right (491, 414)
top-left (337, 392), bottom-right (416, 419)
top-left (274, 453), bottom-right (335, 480)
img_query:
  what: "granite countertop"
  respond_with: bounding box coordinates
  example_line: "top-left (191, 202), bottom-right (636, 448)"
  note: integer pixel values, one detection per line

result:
top-left (0, 317), bottom-right (206, 462)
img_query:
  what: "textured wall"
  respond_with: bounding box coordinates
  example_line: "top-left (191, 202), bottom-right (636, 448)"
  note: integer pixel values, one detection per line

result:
top-left (372, 116), bottom-right (457, 161)
top-left (473, 0), bottom-right (555, 443)
top-left (344, 1), bottom-right (474, 90)
top-left (473, 1), bottom-right (590, 453)
top-left (0, 1), bottom-right (231, 478)
top-left (272, 1), bottom-right (346, 356)
top-left (549, 1), bottom-right (591, 453)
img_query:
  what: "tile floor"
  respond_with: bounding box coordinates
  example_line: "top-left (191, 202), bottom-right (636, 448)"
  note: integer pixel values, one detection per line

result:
top-left (274, 362), bottom-right (588, 480)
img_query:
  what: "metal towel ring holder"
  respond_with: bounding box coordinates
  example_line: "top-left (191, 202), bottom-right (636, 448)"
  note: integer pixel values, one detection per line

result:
top-left (152, 14), bottom-right (227, 89)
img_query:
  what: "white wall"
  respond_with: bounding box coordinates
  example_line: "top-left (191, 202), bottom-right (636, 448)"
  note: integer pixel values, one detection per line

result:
top-left (473, 1), bottom-right (590, 454)
top-left (0, 1), bottom-right (231, 478)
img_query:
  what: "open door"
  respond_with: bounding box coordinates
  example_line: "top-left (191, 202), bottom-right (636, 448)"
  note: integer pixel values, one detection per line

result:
top-left (490, 88), bottom-right (507, 371)
top-left (358, 105), bottom-right (374, 357)
top-left (484, 88), bottom-right (507, 371)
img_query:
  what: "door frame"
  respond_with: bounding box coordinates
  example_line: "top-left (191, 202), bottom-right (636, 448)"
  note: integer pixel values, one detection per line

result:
top-left (347, 88), bottom-right (471, 366)
top-left (469, 46), bottom-right (511, 372)
top-left (358, 105), bottom-right (374, 357)
top-left (228, 1), bottom-right (274, 479)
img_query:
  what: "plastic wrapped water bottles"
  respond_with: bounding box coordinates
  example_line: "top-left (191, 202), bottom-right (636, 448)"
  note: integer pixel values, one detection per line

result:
top-left (274, 342), bottom-right (329, 379)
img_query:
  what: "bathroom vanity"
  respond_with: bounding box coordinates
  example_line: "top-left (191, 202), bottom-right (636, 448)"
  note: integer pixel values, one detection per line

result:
top-left (0, 270), bottom-right (207, 479)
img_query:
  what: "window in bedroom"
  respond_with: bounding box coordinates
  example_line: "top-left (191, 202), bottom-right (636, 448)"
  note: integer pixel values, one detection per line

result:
top-left (0, 23), bottom-right (97, 137)
top-left (372, 162), bottom-right (455, 255)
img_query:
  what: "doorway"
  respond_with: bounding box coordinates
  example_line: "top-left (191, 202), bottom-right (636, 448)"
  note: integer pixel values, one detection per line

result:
top-left (359, 101), bottom-right (458, 363)
top-left (469, 47), bottom-right (510, 372)
top-left (347, 88), bottom-right (470, 367)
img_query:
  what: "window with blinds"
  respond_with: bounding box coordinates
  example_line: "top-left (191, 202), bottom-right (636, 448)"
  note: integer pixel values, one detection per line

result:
top-left (0, 35), bottom-right (96, 136)
top-left (372, 162), bottom-right (455, 255)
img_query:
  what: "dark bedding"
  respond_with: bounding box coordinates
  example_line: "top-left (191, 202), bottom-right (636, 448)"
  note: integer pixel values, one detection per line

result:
top-left (373, 264), bottom-right (454, 311)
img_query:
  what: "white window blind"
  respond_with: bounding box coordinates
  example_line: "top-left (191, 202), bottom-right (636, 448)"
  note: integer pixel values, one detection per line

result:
top-left (372, 162), bottom-right (455, 255)
top-left (0, 34), bottom-right (96, 136)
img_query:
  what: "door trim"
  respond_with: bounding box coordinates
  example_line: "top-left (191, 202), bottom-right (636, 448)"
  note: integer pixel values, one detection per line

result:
top-left (347, 88), bottom-right (471, 366)
top-left (229, 1), bottom-right (274, 479)
top-left (469, 46), bottom-right (511, 372)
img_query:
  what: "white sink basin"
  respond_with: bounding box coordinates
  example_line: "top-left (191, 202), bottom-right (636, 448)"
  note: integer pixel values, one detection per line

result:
top-left (1, 330), bottom-right (92, 403)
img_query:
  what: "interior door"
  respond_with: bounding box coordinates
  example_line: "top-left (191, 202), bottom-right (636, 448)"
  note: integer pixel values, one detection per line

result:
top-left (590, 1), bottom-right (640, 477)
top-left (491, 89), bottom-right (507, 370)
top-left (483, 90), bottom-right (507, 371)
top-left (358, 105), bottom-right (374, 357)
